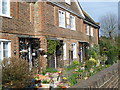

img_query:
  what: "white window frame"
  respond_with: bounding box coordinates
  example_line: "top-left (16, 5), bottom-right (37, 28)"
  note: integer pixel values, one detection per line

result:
top-left (90, 26), bottom-right (93, 36)
top-left (0, 39), bottom-right (11, 60)
top-left (65, 0), bottom-right (71, 5)
top-left (63, 43), bottom-right (67, 60)
top-left (86, 24), bottom-right (89, 35)
top-left (59, 10), bottom-right (65, 28)
top-left (70, 15), bottom-right (76, 30)
top-left (72, 43), bottom-right (77, 59)
top-left (0, 0), bottom-right (11, 17)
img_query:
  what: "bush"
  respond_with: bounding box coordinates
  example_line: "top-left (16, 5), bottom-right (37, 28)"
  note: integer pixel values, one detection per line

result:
top-left (68, 73), bottom-right (78, 86)
top-left (87, 45), bottom-right (100, 60)
top-left (71, 60), bottom-right (79, 66)
top-left (2, 57), bottom-right (37, 88)
top-left (85, 57), bottom-right (97, 69)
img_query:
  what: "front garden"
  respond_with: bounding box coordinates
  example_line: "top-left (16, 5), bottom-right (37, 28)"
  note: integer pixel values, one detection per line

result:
top-left (1, 37), bottom-right (119, 89)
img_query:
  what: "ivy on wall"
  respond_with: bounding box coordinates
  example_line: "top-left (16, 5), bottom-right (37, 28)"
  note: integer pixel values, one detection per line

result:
top-left (47, 39), bottom-right (60, 55)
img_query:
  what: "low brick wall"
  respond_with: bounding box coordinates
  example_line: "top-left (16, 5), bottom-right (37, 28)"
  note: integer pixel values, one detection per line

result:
top-left (71, 62), bottom-right (119, 88)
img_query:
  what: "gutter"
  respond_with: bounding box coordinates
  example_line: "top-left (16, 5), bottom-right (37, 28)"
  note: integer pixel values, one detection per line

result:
top-left (84, 20), bottom-right (100, 28)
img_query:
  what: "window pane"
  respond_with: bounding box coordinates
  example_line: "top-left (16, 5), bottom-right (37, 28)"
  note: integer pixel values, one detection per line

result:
top-left (59, 10), bottom-right (65, 27)
top-left (70, 15), bottom-right (75, 30)
top-left (3, 42), bottom-right (8, 58)
top-left (2, 0), bottom-right (7, 15)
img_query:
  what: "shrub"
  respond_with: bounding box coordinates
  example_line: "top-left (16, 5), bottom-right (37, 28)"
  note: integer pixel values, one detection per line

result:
top-left (71, 60), bottom-right (79, 66)
top-left (68, 73), bottom-right (78, 86)
top-left (2, 57), bottom-right (37, 88)
top-left (85, 57), bottom-right (97, 70)
top-left (87, 45), bottom-right (100, 60)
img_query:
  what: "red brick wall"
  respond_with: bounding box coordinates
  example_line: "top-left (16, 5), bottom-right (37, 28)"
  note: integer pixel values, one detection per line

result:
top-left (1, 2), bottom-right (34, 35)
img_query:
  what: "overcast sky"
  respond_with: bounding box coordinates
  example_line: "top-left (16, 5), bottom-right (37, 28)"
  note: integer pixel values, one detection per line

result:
top-left (79, 1), bottom-right (118, 22)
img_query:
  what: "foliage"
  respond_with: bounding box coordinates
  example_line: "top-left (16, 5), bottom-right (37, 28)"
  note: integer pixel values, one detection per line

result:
top-left (2, 57), bottom-right (37, 88)
top-left (99, 37), bottom-right (119, 64)
top-left (71, 60), bottom-right (79, 66)
top-left (47, 39), bottom-right (60, 55)
top-left (41, 80), bottom-right (50, 84)
top-left (87, 45), bottom-right (100, 60)
top-left (85, 57), bottom-right (97, 70)
top-left (68, 73), bottom-right (78, 86)
top-left (41, 67), bottom-right (57, 75)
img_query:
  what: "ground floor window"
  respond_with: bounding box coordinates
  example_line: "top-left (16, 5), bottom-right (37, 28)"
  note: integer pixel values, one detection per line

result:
top-left (0, 39), bottom-right (11, 60)
top-left (72, 43), bottom-right (77, 59)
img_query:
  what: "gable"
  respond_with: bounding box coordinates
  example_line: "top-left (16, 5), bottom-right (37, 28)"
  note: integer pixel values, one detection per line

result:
top-left (74, 0), bottom-right (85, 18)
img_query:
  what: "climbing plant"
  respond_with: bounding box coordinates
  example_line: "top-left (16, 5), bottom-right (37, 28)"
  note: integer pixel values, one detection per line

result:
top-left (47, 39), bottom-right (60, 55)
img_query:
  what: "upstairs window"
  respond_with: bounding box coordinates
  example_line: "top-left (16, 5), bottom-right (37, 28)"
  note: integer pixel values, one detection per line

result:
top-left (0, 39), bottom-right (11, 60)
top-left (65, 0), bottom-right (71, 5)
top-left (66, 12), bottom-right (70, 29)
top-left (0, 0), bottom-right (10, 16)
top-left (90, 26), bottom-right (93, 36)
top-left (70, 15), bottom-right (76, 30)
top-left (59, 10), bottom-right (65, 28)
top-left (86, 24), bottom-right (89, 35)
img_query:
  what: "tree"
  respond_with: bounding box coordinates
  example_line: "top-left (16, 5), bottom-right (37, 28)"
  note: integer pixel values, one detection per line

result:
top-left (99, 13), bottom-right (118, 39)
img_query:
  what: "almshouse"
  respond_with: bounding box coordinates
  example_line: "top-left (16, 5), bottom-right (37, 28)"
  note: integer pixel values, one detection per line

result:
top-left (0, 0), bottom-right (99, 70)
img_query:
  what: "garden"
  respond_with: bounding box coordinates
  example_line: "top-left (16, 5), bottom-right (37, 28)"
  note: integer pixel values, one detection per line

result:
top-left (1, 37), bottom-right (119, 89)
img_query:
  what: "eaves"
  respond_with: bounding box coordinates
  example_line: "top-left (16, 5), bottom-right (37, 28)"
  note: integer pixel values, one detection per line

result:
top-left (84, 20), bottom-right (100, 29)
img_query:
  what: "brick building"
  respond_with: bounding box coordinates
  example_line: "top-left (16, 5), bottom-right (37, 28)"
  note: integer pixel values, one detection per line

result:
top-left (0, 0), bottom-right (99, 70)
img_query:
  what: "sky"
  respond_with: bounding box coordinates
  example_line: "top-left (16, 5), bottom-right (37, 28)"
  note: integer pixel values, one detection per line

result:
top-left (79, 1), bottom-right (118, 22)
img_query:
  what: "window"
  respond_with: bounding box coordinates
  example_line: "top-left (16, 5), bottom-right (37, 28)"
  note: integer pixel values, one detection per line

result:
top-left (66, 12), bottom-right (70, 29)
top-left (0, 0), bottom-right (10, 16)
top-left (86, 24), bottom-right (89, 35)
top-left (63, 43), bottom-right (67, 60)
top-left (65, 0), bottom-right (71, 5)
top-left (90, 26), bottom-right (93, 36)
top-left (59, 10), bottom-right (65, 28)
top-left (70, 15), bottom-right (76, 30)
top-left (0, 39), bottom-right (11, 60)
top-left (72, 43), bottom-right (77, 58)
